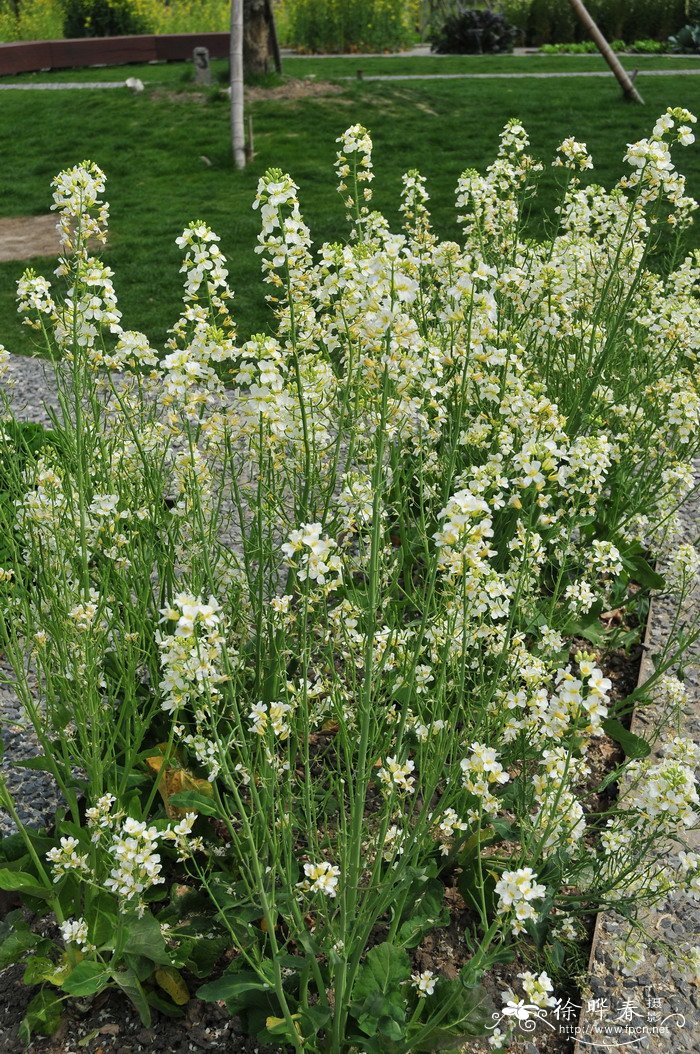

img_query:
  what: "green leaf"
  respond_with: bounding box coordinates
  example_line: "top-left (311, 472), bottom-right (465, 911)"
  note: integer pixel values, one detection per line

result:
top-left (0, 926), bottom-right (40, 969)
top-left (23, 955), bottom-right (59, 985)
top-left (353, 944), bottom-right (411, 1004)
top-left (184, 933), bottom-right (228, 977)
top-left (397, 878), bottom-right (448, 949)
top-left (18, 989), bottom-right (63, 1042)
top-left (13, 756), bottom-right (56, 772)
top-left (197, 973), bottom-right (273, 1008)
top-left (602, 718), bottom-right (651, 759)
top-left (145, 987), bottom-right (186, 1018)
top-left (113, 966), bottom-right (152, 1026)
top-left (357, 993), bottom-right (406, 1040)
top-left (88, 890), bottom-right (119, 950)
top-left (168, 791), bottom-right (220, 817)
top-left (0, 868), bottom-right (51, 898)
top-left (410, 979), bottom-right (492, 1050)
top-left (123, 912), bottom-right (171, 965)
top-left (62, 961), bottom-right (110, 996)
top-left (622, 551), bottom-right (665, 591)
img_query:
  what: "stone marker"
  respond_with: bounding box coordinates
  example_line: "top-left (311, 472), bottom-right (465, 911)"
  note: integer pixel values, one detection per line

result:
top-left (193, 46), bottom-right (212, 86)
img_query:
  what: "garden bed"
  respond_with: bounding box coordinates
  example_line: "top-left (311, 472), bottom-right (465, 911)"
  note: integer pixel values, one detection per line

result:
top-left (0, 108), bottom-right (699, 1054)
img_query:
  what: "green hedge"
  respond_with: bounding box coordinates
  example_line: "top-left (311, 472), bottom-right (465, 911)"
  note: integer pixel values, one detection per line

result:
top-left (502, 0), bottom-right (689, 46)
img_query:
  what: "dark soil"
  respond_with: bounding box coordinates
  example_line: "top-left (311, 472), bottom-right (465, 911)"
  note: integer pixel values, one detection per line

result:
top-left (0, 958), bottom-right (281, 1053)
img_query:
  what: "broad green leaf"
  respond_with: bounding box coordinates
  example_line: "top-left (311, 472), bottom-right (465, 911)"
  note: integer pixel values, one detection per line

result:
top-left (622, 551), bottom-right (665, 591)
top-left (197, 973), bottom-right (273, 1007)
top-left (62, 961), bottom-right (110, 996)
top-left (0, 868), bottom-right (51, 898)
top-left (411, 980), bottom-right (492, 1050)
top-left (18, 989), bottom-right (62, 1042)
top-left (13, 756), bottom-right (56, 772)
top-left (88, 890), bottom-right (119, 950)
top-left (602, 718), bottom-right (651, 759)
top-left (145, 987), bottom-right (186, 1017)
top-left (352, 943), bottom-right (411, 1007)
top-left (23, 955), bottom-right (60, 985)
top-left (0, 926), bottom-right (40, 969)
top-left (123, 912), bottom-right (171, 965)
top-left (397, 878), bottom-right (448, 948)
top-left (113, 966), bottom-right (152, 1026)
top-left (168, 791), bottom-right (220, 817)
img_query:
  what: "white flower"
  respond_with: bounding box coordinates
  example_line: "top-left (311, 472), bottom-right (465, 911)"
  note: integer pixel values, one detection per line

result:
top-left (47, 837), bottom-right (90, 881)
top-left (103, 818), bottom-right (164, 905)
top-left (411, 970), bottom-right (436, 997)
top-left (377, 756), bottom-right (416, 794)
top-left (60, 917), bottom-right (91, 949)
top-left (299, 861), bottom-right (340, 898)
top-left (495, 868), bottom-right (547, 935)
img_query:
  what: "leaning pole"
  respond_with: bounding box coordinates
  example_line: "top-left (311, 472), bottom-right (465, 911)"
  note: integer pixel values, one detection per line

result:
top-left (568, 0), bottom-right (644, 104)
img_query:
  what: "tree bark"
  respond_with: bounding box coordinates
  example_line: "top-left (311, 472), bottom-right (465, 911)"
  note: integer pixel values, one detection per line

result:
top-left (568, 0), bottom-right (644, 103)
top-left (243, 0), bottom-right (282, 77)
top-left (231, 0), bottom-right (246, 169)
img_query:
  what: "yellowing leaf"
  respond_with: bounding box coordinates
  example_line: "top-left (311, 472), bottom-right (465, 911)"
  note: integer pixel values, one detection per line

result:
top-left (265, 1014), bottom-right (302, 1039)
top-left (154, 966), bottom-right (190, 1005)
top-left (145, 746), bottom-right (213, 819)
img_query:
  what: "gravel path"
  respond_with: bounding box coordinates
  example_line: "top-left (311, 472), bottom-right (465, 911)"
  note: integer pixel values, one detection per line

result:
top-left (0, 82), bottom-right (127, 91)
top-left (344, 68), bottom-right (700, 81)
top-left (574, 469), bottom-right (700, 1052)
top-left (0, 355), bottom-right (60, 835)
top-left (1, 69), bottom-right (699, 91)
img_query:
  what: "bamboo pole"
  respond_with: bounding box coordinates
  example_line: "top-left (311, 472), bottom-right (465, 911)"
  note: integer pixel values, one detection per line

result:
top-left (230, 0), bottom-right (246, 169)
top-left (568, 0), bottom-right (644, 104)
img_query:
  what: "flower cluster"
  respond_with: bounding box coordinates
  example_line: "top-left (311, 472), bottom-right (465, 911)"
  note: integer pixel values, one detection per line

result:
top-left (298, 861), bottom-right (341, 898)
top-left (281, 522), bottom-right (342, 589)
top-left (494, 868), bottom-right (547, 935)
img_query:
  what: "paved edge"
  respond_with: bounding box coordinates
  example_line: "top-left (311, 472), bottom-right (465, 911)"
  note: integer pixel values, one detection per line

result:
top-left (573, 468), bottom-right (700, 1053)
top-left (345, 69), bottom-right (700, 81)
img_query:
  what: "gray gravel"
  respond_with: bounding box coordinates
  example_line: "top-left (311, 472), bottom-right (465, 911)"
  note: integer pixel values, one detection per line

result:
top-left (3, 354), bottom-right (59, 426)
top-left (0, 356), bottom-right (62, 834)
top-left (0, 82), bottom-right (127, 91)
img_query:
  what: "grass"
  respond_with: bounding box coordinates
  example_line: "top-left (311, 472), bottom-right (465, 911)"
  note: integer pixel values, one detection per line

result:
top-left (0, 55), bottom-right (698, 355)
top-left (3, 52), bottom-right (700, 83)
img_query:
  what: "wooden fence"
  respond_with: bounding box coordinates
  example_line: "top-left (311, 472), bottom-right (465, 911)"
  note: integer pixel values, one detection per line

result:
top-left (0, 32), bottom-right (229, 76)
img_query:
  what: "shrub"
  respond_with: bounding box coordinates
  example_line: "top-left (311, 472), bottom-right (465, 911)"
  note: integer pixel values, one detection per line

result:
top-left (0, 111), bottom-right (699, 1049)
top-left (669, 22), bottom-right (700, 51)
top-left (520, 0), bottom-right (686, 46)
top-left (431, 5), bottom-right (516, 53)
top-left (631, 37), bottom-right (669, 51)
top-left (62, 0), bottom-right (148, 38)
top-left (277, 0), bottom-right (413, 53)
top-left (0, 0), bottom-right (63, 41)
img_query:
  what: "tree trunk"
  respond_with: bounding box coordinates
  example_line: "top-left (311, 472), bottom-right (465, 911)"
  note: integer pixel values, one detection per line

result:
top-left (243, 0), bottom-right (282, 77)
top-left (568, 0), bottom-right (644, 103)
top-left (231, 0), bottom-right (246, 169)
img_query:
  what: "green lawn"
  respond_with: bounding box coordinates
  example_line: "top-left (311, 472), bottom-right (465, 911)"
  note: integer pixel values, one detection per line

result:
top-left (3, 51), bottom-right (700, 83)
top-left (0, 56), bottom-right (698, 356)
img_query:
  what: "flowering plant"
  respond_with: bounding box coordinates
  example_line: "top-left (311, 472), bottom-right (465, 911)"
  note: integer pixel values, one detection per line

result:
top-left (0, 112), bottom-right (698, 1051)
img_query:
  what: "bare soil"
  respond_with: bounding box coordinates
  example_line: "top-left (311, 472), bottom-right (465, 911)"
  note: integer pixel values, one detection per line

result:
top-left (0, 217), bottom-right (58, 264)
